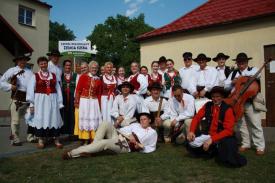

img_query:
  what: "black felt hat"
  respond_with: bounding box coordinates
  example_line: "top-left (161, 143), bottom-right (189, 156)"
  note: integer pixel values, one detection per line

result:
top-left (182, 52), bottom-right (193, 60)
top-left (213, 53), bottom-right (230, 61)
top-left (46, 49), bottom-right (63, 57)
top-left (117, 81), bottom-right (134, 93)
top-left (137, 112), bottom-right (152, 122)
top-left (13, 53), bottom-right (31, 62)
top-left (232, 52), bottom-right (252, 62)
top-left (148, 82), bottom-right (163, 91)
top-left (210, 86), bottom-right (226, 97)
top-left (194, 53), bottom-right (211, 62)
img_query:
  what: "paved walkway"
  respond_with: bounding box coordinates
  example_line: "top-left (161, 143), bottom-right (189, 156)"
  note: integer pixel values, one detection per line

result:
top-left (0, 117), bottom-right (77, 159)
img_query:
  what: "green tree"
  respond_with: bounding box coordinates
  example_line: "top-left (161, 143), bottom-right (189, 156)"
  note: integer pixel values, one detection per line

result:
top-left (49, 21), bottom-right (76, 51)
top-left (86, 14), bottom-right (154, 69)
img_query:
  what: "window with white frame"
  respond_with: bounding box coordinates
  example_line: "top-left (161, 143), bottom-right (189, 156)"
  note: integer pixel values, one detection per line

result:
top-left (18, 6), bottom-right (35, 26)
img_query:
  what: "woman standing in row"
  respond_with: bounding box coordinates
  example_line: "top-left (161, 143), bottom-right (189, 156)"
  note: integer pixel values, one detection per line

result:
top-left (149, 61), bottom-right (163, 86)
top-left (163, 59), bottom-right (181, 98)
top-left (27, 57), bottom-right (63, 149)
top-left (101, 62), bottom-right (117, 124)
top-left (74, 61), bottom-right (102, 144)
top-left (60, 60), bottom-right (77, 137)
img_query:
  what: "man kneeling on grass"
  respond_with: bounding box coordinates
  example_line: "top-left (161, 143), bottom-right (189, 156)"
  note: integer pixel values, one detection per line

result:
top-left (187, 86), bottom-right (247, 167)
top-left (62, 113), bottom-right (157, 159)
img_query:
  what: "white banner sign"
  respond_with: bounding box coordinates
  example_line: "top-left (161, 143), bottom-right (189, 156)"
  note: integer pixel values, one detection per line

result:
top-left (58, 41), bottom-right (92, 53)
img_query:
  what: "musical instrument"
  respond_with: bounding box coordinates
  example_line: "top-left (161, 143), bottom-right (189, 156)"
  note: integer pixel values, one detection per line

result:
top-left (8, 70), bottom-right (25, 140)
top-left (224, 59), bottom-right (272, 120)
top-left (117, 130), bottom-right (144, 149)
top-left (10, 70), bottom-right (25, 95)
top-left (195, 97), bottom-right (211, 113)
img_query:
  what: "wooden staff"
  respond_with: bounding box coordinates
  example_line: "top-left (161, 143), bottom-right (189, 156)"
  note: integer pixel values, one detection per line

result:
top-left (156, 97), bottom-right (164, 118)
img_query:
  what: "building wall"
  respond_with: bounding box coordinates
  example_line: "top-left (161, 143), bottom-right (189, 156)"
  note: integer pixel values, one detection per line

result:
top-left (140, 18), bottom-right (275, 119)
top-left (0, 45), bottom-right (14, 113)
top-left (0, 0), bottom-right (50, 112)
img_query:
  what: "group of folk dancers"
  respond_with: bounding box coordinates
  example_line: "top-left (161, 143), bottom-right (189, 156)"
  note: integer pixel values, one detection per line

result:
top-left (0, 49), bottom-right (267, 167)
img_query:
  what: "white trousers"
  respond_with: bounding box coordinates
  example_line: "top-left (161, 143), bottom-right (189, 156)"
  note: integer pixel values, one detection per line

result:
top-left (238, 102), bottom-right (265, 151)
top-left (70, 122), bottom-right (129, 157)
top-left (10, 100), bottom-right (28, 143)
top-left (163, 118), bottom-right (192, 138)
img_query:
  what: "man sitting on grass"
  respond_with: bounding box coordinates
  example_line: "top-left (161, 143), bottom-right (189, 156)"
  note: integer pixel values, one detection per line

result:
top-left (62, 113), bottom-right (157, 160)
top-left (187, 86), bottom-right (247, 167)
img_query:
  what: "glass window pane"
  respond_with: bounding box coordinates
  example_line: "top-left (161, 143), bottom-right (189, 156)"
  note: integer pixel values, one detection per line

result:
top-left (18, 15), bottom-right (24, 23)
top-left (19, 7), bottom-right (25, 16)
top-left (26, 10), bottom-right (32, 18)
top-left (26, 17), bottom-right (32, 25)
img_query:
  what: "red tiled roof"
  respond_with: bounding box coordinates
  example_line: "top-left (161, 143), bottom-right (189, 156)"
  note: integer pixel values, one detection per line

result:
top-left (137, 0), bottom-right (275, 41)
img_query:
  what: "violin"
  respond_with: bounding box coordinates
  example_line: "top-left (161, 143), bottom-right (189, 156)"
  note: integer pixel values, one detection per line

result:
top-left (10, 70), bottom-right (25, 97)
top-left (224, 59), bottom-right (271, 121)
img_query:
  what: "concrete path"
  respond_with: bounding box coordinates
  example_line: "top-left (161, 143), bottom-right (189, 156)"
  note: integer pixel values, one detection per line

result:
top-left (0, 117), bottom-right (78, 159)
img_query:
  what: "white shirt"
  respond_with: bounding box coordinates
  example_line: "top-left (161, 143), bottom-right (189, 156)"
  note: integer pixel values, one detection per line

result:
top-left (111, 94), bottom-right (137, 120)
top-left (116, 76), bottom-right (125, 86)
top-left (224, 67), bottom-right (259, 91)
top-left (102, 74), bottom-right (117, 85)
top-left (48, 61), bottom-right (62, 83)
top-left (169, 93), bottom-right (195, 122)
top-left (194, 66), bottom-right (219, 92)
top-left (119, 123), bottom-right (157, 153)
top-left (216, 66), bottom-right (227, 87)
top-left (0, 66), bottom-right (33, 92)
top-left (143, 96), bottom-right (170, 120)
top-left (179, 64), bottom-right (199, 94)
top-left (127, 73), bottom-right (148, 95)
top-left (158, 69), bottom-right (168, 76)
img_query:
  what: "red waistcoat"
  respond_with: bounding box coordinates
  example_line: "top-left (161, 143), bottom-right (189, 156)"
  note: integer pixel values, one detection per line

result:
top-left (35, 73), bottom-right (57, 94)
top-left (129, 74), bottom-right (140, 90)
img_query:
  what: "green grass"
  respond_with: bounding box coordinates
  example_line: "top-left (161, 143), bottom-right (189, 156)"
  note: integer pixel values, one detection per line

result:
top-left (0, 143), bottom-right (275, 183)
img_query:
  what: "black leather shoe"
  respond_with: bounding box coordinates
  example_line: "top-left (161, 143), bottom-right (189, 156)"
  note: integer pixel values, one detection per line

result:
top-left (12, 142), bottom-right (22, 146)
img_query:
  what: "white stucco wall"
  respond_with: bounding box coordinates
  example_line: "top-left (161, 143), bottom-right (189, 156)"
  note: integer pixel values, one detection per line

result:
top-left (0, 0), bottom-right (50, 111)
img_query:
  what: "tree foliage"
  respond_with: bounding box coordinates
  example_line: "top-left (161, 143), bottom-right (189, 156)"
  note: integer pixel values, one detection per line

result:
top-left (86, 14), bottom-right (154, 68)
top-left (49, 21), bottom-right (76, 51)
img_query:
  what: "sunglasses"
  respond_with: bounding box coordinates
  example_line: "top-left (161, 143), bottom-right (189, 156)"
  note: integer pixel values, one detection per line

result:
top-left (184, 58), bottom-right (192, 61)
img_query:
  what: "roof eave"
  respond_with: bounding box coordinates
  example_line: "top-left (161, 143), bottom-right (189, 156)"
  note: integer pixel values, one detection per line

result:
top-left (136, 12), bottom-right (275, 42)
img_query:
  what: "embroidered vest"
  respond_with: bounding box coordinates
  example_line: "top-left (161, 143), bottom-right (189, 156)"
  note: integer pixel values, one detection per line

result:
top-left (129, 74), bottom-right (140, 91)
top-left (200, 101), bottom-right (230, 135)
top-left (35, 73), bottom-right (57, 94)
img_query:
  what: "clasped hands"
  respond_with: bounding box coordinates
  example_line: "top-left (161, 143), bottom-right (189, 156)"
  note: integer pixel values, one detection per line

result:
top-left (187, 132), bottom-right (212, 151)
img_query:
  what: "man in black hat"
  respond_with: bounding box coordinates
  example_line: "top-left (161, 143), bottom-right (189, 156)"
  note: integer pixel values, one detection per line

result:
top-left (224, 52), bottom-right (265, 155)
top-left (0, 53), bottom-right (34, 145)
top-left (111, 81), bottom-right (138, 128)
top-left (187, 86), bottom-right (247, 167)
top-left (62, 112), bottom-right (157, 160)
top-left (192, 53), bottom-right (218, 99)
top-left (179, 52), bottom-right (199, 96)
top-left (47, 49), bottom-right (63, 83)
top-left (213, 53), bottom-right (232, 87)
top-left (143, 82), bottom-right (170, 142)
